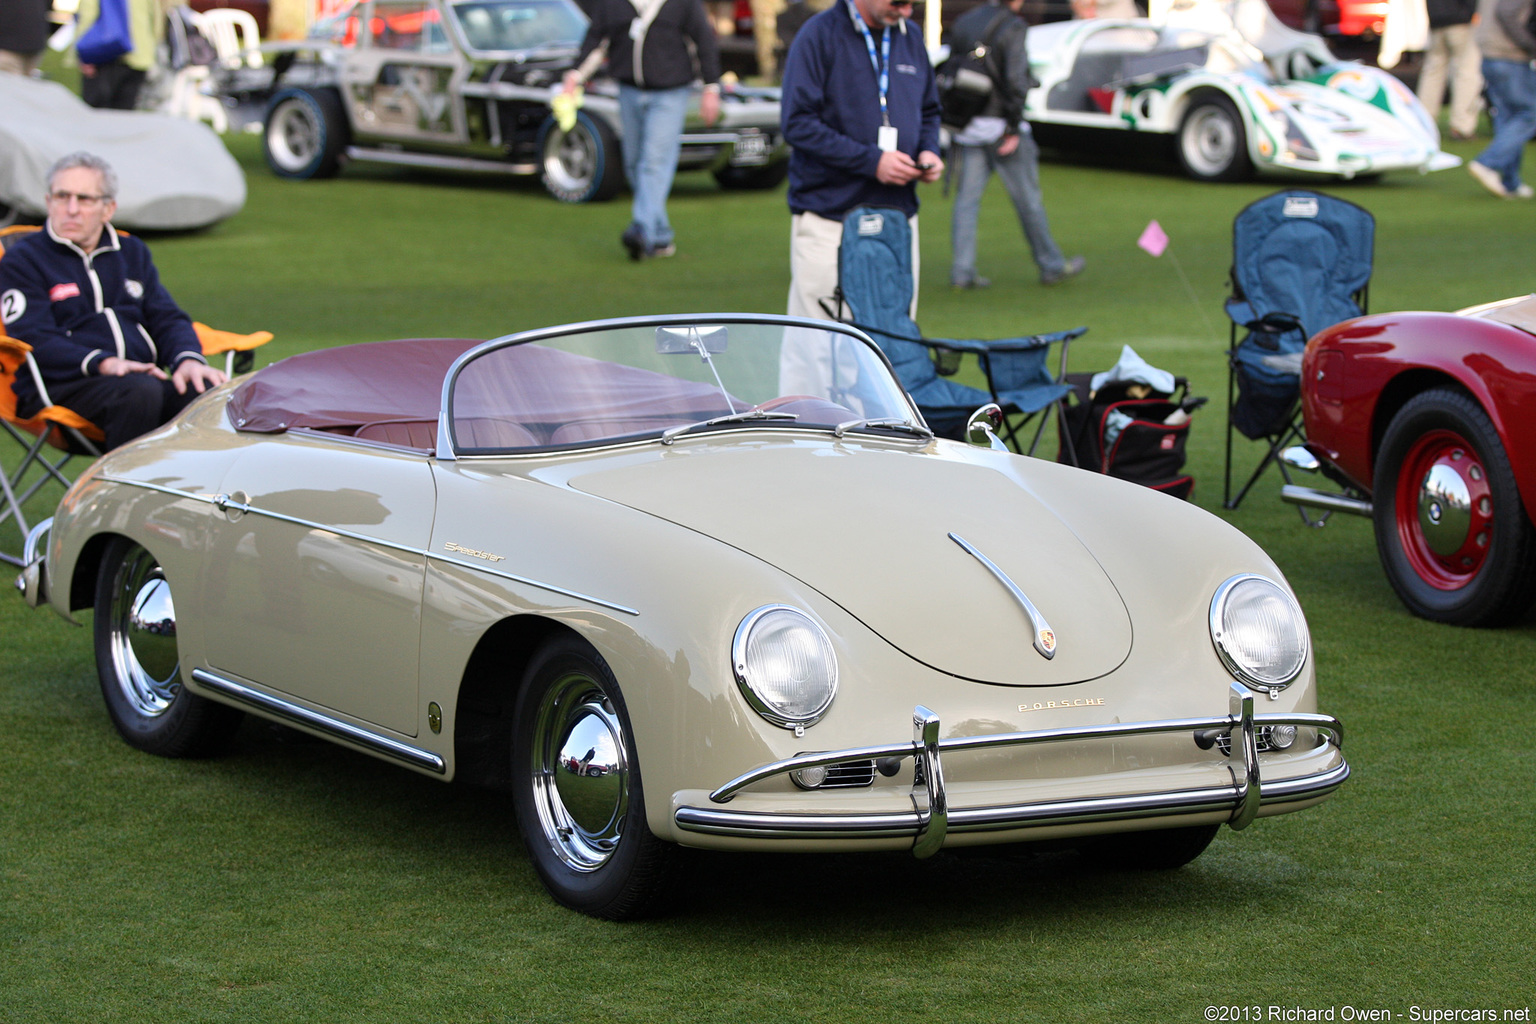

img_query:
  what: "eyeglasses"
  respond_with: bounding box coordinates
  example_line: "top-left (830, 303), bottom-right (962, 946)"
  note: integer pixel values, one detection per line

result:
top-left (47, 191), bottom-right (109, 207)
top-left (890, 1), bottom-right (914, 6)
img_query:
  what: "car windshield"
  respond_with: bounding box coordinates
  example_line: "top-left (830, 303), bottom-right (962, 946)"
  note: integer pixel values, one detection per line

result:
top-left (449, 0), bottom-right (587, 52)
top-left (445, 317), bottom-right (922, 453)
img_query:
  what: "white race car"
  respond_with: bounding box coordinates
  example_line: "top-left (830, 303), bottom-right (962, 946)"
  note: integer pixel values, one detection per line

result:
top-left (1022, 0), bottom-right (1458, 182)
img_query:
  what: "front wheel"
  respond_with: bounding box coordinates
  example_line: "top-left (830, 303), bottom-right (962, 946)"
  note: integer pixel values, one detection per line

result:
top-left (536, 111), bottom-right (624, 203)
top-left (94, 537), bottom-right (242, 757)
top-left (1372, 388), bottom-right (1536, 626)
top-left (263, 87), bottom-right (350, 180)
top-left (1175, 93), bottom-right (1251, 182)
top-left (510, 635), bottom-right (677, 918)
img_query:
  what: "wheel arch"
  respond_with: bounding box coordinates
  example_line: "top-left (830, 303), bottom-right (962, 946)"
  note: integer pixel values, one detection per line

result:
top-left (66, 531), bottom-right (128, 613)
top-left (1171, 83), bottom-right (1257, 179)
top-left (452, 613), bottom-right (587, 791)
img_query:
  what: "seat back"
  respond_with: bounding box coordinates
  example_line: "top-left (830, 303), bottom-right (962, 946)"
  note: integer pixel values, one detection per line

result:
top-left (195, 7), bottom-right (264, 68)
top-left (1222, 189), bottom-right (1373, 512)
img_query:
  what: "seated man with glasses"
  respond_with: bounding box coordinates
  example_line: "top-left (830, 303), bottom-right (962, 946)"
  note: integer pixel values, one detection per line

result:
top-left (0, 151), bottom-right (226, 451)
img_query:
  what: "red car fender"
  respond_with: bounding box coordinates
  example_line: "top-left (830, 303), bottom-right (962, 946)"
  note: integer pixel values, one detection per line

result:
top-left (1302, 311), bottom-right (1536, 518)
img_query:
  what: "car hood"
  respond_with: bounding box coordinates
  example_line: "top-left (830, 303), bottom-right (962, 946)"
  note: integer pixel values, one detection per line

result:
top-left (567, 442), bottom-right (1132, 686)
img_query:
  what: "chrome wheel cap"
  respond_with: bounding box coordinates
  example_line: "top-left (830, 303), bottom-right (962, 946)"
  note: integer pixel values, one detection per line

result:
top-left (270, 103), bottom-right (319, 171)
top-left (1184, 109), bottom-right (1236, 176)
top-left (544, 126), bottom-right (596, 193)
top-left (1418, 461), bottom-right (1474, 557)
top-left (108, 551), bottom-right (181, 718)
top-left (531, 673), bottom-right (629, 872)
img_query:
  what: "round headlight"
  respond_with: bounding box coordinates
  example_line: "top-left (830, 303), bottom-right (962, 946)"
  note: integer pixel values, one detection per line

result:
top-left (732, 606), bottom-right (838, 731)
top-left (1209, 575), bottom-right (1309, 690)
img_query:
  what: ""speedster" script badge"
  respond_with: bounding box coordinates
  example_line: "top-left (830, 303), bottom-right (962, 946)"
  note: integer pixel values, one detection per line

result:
top-left (443, 542), bottom-right (505, 563)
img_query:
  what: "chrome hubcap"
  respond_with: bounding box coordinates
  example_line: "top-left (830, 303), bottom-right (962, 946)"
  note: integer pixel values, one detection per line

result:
top-left (1185, 108), bottom-right (1235, 175)
top-left (530, 672), bottom-right (628, 871)
top-left (271, 102), bottom-right (319, 170)
top-left (1418, 461), bottom-right (1474, 556)
top-left (108, 548), bottom-right (180, 717)
top-left (544, 125), bottom-right (595, 193)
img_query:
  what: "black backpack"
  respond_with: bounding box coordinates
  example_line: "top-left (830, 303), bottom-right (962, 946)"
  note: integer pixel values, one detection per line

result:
top-left (935, 9), bottom-right (1013, 130)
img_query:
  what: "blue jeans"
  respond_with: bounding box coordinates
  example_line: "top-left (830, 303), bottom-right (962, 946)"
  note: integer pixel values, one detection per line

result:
top-left (618, 84), bottom-right (690, 249)
top-left (949, 132), bottom-right (1065, 285)
top-left (1476, 58), bottom-right (1536, 192)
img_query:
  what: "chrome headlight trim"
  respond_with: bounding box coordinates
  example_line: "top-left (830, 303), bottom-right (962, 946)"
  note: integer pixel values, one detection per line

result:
top-left (732, 605), bottom-right (838, 731)
top-left (1209, 574), bottom-right (1309, 690)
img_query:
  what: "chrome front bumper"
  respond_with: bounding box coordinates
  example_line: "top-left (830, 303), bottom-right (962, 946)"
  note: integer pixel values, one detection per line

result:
top-left (674, 683), bottom-right (1347, 857)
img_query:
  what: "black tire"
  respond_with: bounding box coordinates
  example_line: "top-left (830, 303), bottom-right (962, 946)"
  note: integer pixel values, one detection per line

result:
top-left (1372, 388), bottom-right (1536, 626)
top-left (1078, 824), bottom-right (1219, 870)
top-left (94, 537), bottom-right (243, 757)
top-left (712, 160), bottom-right (789, 191)
top-left (511, 634), bottom-right (677, 919)
top-left (536, 111), bottom-right (624, 203)
top-left (263, 87), bottom-right (350, 180)
top-left (1175, 92), bottom-right (1251, 182)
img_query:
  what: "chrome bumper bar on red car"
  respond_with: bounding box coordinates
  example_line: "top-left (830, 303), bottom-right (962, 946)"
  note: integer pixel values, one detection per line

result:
top-left (674, 683), bottom-right (1348, 857)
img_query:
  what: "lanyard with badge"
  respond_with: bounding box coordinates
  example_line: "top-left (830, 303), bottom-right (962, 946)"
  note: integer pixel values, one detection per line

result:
top-left (846, 0), bottom-right (899, 153)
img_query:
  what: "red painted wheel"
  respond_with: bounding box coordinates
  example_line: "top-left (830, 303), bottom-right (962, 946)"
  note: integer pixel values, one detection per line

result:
top-left (1392, 428), bottom-right (1494, 590)
top-left (1372, 389), bottom-right (1536, 626)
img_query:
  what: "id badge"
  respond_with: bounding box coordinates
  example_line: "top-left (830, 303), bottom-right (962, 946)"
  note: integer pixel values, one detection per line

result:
top-left (877, 125), bottom-right (898, 153)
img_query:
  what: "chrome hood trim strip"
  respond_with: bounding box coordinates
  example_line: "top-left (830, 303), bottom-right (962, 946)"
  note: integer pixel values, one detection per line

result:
top-left (949, 532), bottom-right (1057, 660)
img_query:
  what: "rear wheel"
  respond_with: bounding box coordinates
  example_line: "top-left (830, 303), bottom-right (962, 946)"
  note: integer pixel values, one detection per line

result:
top-left (1176, 93), bottom-right (1251, 182)
top-left (537, 111), bottom-right (624, 203)
top-left (263, 87), bottom-right (349, 180)
top-left (94, 537), bottom-right (242, 757)
top-left (510, 635), bottom-right (676, 918)
top-left (1372, 388), bottom-right (1536, 626)
top-left (1078, 824), bottom-right (1219, 870)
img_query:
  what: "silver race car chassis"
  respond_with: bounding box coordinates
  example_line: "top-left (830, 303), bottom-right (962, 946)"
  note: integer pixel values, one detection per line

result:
top-left (675, 683), bottom-right (1348, 856)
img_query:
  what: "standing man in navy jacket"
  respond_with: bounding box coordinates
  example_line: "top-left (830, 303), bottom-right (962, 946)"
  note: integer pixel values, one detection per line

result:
top-left (0, 152), bottom-right (225, 451)
top-left (780, 0), bottom-right (943, 322)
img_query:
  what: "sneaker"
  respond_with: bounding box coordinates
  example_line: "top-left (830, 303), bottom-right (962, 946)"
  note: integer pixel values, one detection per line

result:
top-left (1449, 129), bottom-right (1477, 141)
top-left (1041, 255), bottom-right (1086, 286)
top-left (1468, 161), bottom-right (1509, 198)
top-left (648, 242), bottom-right (676, 258)
top-left (1516, 183), bottom-right (1535, 200)
top-left (951, 276), bottom-right (991, 290)
top-left (621, 224), bottom-right (646, 261)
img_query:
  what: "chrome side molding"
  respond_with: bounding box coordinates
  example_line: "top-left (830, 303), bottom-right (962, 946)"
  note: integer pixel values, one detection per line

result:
top-left (191, 668), bottom-right (446, 774)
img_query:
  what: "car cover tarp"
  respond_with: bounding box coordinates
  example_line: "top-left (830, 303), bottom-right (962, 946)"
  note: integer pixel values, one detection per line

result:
top-left (0, 75), bottom-right (245, 230)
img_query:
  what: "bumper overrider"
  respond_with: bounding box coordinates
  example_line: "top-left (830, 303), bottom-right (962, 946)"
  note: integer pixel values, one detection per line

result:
top-left (675, 683), bottom-right (1347, 857)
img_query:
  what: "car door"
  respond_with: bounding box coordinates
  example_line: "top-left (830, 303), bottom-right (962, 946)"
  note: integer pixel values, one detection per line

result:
top-left (343, 0), bottom-right (466, 144)
top-left (196, 437), bottom-right (436, 737)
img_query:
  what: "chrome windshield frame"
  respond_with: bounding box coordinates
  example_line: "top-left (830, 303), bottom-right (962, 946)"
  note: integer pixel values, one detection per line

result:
top-left (434, 312), bottom-right (922, 460)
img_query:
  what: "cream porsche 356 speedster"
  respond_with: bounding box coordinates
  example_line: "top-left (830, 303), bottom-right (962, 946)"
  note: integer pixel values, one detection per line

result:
top-left (18, 314), bottom-right (1348, 918)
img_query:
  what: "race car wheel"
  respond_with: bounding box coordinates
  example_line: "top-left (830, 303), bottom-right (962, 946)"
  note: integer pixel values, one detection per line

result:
top-left (264, 87), bottom-right (349, 180)
top-left (537, 111), bottom-right (624, 203)
top-left (712, 161), bottom-right (789, 191)
top-left (511, 634), bottom-right (677, 919)
top-left (1078, 824), bottom-right (1219, 870)
top-left (94, 537), bottom-right (242, 757)
top-left (1176, 93), bottom-right (1251, 182)
top-left (1372, 388), bottom-right (1536, 626)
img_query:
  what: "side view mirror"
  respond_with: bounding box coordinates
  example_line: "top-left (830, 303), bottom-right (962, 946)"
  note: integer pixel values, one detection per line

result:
top-left (965, 404), bottom-right (1007, 451)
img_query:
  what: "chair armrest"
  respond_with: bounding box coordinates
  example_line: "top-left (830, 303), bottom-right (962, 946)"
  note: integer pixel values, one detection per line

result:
top-left (929, 326), bottom-right (1088, 354)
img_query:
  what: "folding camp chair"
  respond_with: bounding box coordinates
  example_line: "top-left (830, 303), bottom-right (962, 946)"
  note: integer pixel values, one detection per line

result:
top-left (827, 206), bottom-right (1087, 455)
top-left (1223, 189), bottom-right (1373, 519)
top-left (0, 226), bottom-right (272, 565)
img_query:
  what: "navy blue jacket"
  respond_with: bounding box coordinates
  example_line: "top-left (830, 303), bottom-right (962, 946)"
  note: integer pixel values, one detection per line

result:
top-left (0, 224), bottom-right (204, 411)
top-left (780, 1), bottom-right (942, 219)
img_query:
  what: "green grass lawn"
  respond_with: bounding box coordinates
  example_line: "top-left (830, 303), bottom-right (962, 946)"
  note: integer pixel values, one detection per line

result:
top-left (2, 131), bottom-right (1534, 1023)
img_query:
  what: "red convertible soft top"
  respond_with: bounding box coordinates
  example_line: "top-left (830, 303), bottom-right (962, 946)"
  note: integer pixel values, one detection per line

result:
top-left (227, 338), bottom-right (475, 434)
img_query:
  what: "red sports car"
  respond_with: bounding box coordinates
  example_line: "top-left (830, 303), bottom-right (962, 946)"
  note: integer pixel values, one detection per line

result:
top-left (1284, 295), bottom-right (1536, 627)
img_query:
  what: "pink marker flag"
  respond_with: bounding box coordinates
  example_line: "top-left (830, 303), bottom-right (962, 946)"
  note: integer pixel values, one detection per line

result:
top-left (1137, 219), bottom-right (1169, 258)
